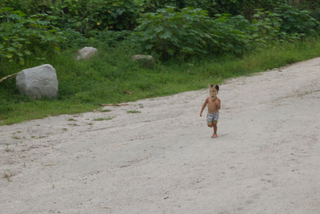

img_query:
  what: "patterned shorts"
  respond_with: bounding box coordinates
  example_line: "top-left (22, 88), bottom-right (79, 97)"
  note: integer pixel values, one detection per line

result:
top-left (207, 111), bottom-right (219, 124)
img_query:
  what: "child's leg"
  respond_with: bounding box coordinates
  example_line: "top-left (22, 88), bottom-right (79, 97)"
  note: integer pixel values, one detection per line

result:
top-left (212, 111), bottom-right (219, 135)
top-left (213, 121), bottom-right (218, 134)
top-left (207, 113), bottom-right (213, 128)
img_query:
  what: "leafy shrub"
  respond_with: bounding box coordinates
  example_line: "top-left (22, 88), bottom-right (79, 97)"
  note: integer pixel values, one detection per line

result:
top-left (143, 0), bottom-right (218, 16)
top-left (251, 9), bottom-right (282, 47)
top-left (58, 28), bottom-right (89, 49)
top-left (275, 4), bottom-right (320, 36)
top-left (135, 7), bottom-right (253, 61)
top-left (143, 0), bottom-right (289, 18)
top-left (1, 0), bottom-right (143, 37)
top-left (0, 7), bottom-right (65, 69)
top-left (94, 30), bottom-right (134, 47)
top-left (43, 0), bottom-right (143, 36)
top-left (310, 8), bottom-right (320, 21)
top-left (211, 14), bottom-right (253, 54)
top-left (251, 4), bottom-right (320, 46)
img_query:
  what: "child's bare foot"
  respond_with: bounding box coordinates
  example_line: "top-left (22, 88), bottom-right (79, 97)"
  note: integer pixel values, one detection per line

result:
top-left (211, 133), bottom-right (217, 138)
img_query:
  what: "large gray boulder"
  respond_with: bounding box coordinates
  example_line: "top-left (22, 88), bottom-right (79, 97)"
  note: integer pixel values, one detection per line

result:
top-left (77, 47), bottom-right (98, 60)
top-left (16, 64), bottom-right (58, 99)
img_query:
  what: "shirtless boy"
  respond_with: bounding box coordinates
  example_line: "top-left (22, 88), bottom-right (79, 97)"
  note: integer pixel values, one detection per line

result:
top-left (200, 84), bottom-right (221, 138)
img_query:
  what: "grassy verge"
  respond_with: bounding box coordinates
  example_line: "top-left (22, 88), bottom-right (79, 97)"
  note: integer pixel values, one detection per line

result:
top-left (1, 38), bottom-right (320, 125)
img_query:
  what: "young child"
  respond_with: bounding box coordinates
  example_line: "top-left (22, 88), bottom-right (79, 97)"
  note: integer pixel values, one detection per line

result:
top-left (200, 84), bottom-right (221, 138)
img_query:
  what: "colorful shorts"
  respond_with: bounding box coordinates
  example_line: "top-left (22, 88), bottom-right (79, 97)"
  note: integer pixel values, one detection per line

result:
top-left (207, 111), bottom-right (219, 124)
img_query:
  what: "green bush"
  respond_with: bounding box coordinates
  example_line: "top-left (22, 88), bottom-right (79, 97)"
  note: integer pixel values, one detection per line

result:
top-left (135, 7), bottom-right (253, 61)
top-left (251, 4), bottom-right (320, 45)
top-left (1, 0), bottom-right (143, 36)
top-left (275, 4), bottom-right (320, 36)
top-left (94, 30), bottom-right (134, 47)
top-left (143, 0), bottom-right (289, 18)
top-left (50, 0), bottom-right (143, 36)
top-left (0, 7), bottom-right (65, 70)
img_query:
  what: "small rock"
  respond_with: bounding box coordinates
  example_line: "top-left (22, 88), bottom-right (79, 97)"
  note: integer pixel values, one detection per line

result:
top-left (77, 47), bottom-right (98, 60)
top-left (131, 54), bottom-right (155, 69)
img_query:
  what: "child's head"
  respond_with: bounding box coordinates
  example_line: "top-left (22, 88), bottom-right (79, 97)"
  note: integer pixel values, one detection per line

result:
top-left (211, 84), bottom-right (219, 91)
top-left (208, 84), bottom-right (219, 100)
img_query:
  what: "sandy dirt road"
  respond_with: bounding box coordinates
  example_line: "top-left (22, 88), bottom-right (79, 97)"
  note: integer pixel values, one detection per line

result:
top-left (1, 57), bottom-right (320, 214)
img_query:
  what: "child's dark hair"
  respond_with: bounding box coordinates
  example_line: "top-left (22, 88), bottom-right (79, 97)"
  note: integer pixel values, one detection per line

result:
top-left (211, 84), bottom-right (219, 91)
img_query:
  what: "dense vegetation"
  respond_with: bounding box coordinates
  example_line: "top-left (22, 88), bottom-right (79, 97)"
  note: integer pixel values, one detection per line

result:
top-left (1, 0), bottom-right (320, 125)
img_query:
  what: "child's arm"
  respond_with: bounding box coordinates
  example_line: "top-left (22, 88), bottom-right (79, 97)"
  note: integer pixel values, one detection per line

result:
top-left (216, 98), bottom-right (221, 109)
top-left (200, 98), bottom-right (209, 117)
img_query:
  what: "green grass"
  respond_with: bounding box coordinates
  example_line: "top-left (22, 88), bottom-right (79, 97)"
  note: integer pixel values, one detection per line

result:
top-left (101, 109), bottom-right (112, 112)
top-left (127, 110), bottom-right (141, 114)
top-left (1, 38), bottom-right (320, 125)
top-left (93, 117), bottom-right (113, 121)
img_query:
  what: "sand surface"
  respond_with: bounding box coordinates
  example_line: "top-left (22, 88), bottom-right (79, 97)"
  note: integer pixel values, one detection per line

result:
top-left (1, 58), bottom-right (320, 214)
